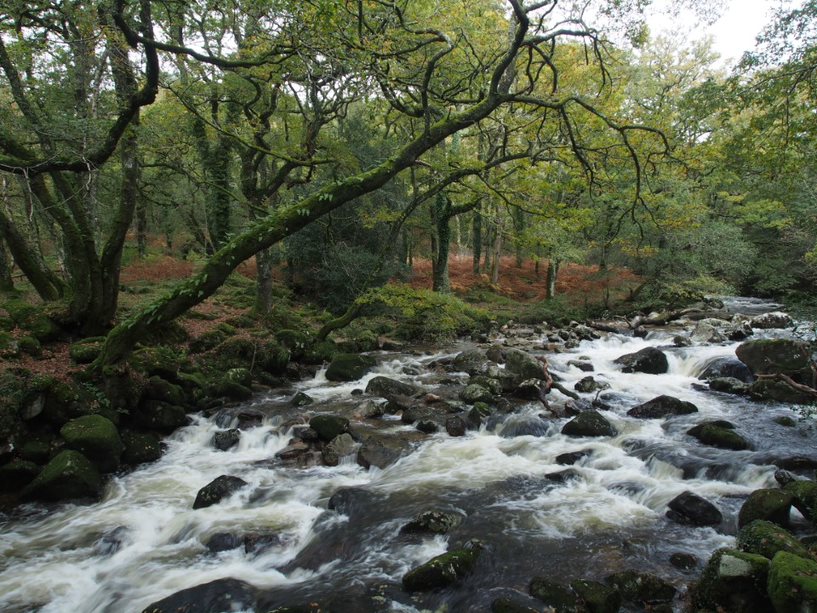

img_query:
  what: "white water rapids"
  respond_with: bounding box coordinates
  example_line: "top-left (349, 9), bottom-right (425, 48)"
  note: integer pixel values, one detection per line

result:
top-left (1, 300), bottom-right (815, 612)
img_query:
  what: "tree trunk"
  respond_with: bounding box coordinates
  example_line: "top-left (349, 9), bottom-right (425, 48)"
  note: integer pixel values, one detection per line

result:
top-left (0, 237), bottom-right (13, 292)
top-left (546, 259), bottom-right (560, 299)
top-left (255, 247), bottom-right (275, 313)
top-left (514, 207), bottom-right (525, 267)
top-left (472, 207), bottom-right (482, 274)
top-left (0, 208), bottom-right (63, 300)
top-left (432, 218), bottom-right (452, 294)
top-left (490, 218), bottom-right (502, 284)
top-left (136, 197), bottom-right (147, 258)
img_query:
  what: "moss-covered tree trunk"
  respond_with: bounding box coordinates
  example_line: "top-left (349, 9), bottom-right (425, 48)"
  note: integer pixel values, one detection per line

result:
top-left (0, 237), bottom-right (14, 292)
top-left (472, 207), bottom-right (482, 274)
top-left (546, 259), bottom-right (559, 299)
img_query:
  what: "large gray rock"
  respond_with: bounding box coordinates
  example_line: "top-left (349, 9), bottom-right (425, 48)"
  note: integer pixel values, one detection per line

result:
top-left (691, 320), bottom-right (727, 344)
top-left (452, 349), bottom-right (492, 375)
top-left (627, 395), bottom-right (698, 419)
top-left (193, 475), bottom-right (248, 509)
top-left (504, 348), bottom-right (547, 380)
top-left (736, 339), bottom-right (813, 383)
top-left (322, 433), bottom-right (356, 466)
top-left (614, 347), bottom-right (668, 374)
top-left (699, 357), bottom-right (754, 383)
top-left (561, 410), bottom-right (617, 438)
top-left (666, 491), bottom-right (722, 526)
top-left (365, 376), bottom-right (418, 399)
top-left (309, 414), bottom-right (350, 441)
top-left (751, 311), bottom-right (793, 329)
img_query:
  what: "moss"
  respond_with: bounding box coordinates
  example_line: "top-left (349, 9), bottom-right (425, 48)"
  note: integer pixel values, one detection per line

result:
top-left (0, 459), bottom-right (40, 492)
top-left (570, 579), bottom-right (621, 613)
top-left (783, 480), bottom-right (817, 524)
top-left (69, 337), bottom-right (105, 364)
top-left (401, 543), bottom-right (483, 591)
top-left (129, 346), bottom-right (185, 381)
top-left (692, 548), bottom-right (771, 612)
top-left (18, 336), bottom-right (41, 357)
top-left (737, 520), bottom-right (813, 560)
top-left (120, 430), bottom-right (162, 465)
top-left (0, 331), bottom-right (19, 358)
top-left (325, 353), bottom-right (376, 382)
top-left (21, 450), bottom-right (102, 501)
top-left (738, 489), bottom-right (795, 528)
top-left (767, 551), bottom-right (817, 612)
top-left (60, 414), bottom-right (123, 473)
top-left (687, 422), bottom-right (751, 450)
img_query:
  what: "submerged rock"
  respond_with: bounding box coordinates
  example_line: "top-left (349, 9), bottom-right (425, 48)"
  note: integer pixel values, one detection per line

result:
top-left (627, 395), bottom-right (698, 419)
top-left (613, 347), bottom-right (668, 374)
top-left (666, 491), bottom-right (722, 527)
top-left (699, 357), bottom-right (754, 383)
top-left (569, 579), bottom-right (621, 613)
top-left (561, 410), bottom-right (617, 438)
top-left (402, 541), bottom-right (483, 592)
top-left (192, 475), bottom-right (248, 509)
top-left (556, 449), bottom-right (593, 465)
top-left (737, 489), bottom-right (794, 529)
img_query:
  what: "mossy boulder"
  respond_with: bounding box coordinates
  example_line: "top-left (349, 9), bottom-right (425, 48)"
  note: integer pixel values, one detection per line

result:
top-left (460, 384), bottom-right (494, 404)
top-left (692, 548), bottom-right (771, 613)
top-left (18, 336), bottom-right (41, 357)
top-left (783, 480), bottom-right (817, 523)
top-left (736, 339), bottom-right (813, 382)
top-left (0, 459), bottom-right (40, 491)
top-left (528, 578), bottom-right (580, 611)
top-left (737, 520), bottom-right (813, 560)
top-left (688, 421), bottom-right (751, 450)
top-left (738, 489), bottom-right (795, 529)
top-left (309, 414), bottom-right (349, 442)
top-left (142, 376), bottom-right (187, 406)
top-left (325, 353), bottom-right (376, 382)
top-left (504, 348), bottom-right (547, 380)
top-left (60, 414), bottom-right (123, 473)
top-left (21, 450), bottom-right (102, 501)
top-left (129, 346), bottom-right (184, 381)
top-left (208, 368), bottom-right (253, 401)
top-left (569, 579), bottom-right (621, 613)
top-left (400, 510), bottom-right (463, 535)
top-left (275, 329), bottom-right (312, 360)
top-left (561, 410), bottom-right (618, 438)
top-left (767, 551), bottom-right (817, 612)
top-left (120, 430), bottom-right (162, 465)
top-left (133, 400), bottom-right (188, 433)
top-left (189, 328), bottom-right (229, 354)
top-left (605, 571), bottom-right (676, 606)
top-left (69, 337), bottom-right (105, 364)
top-left (6, 302), bottom-right (62, 342)
top-left (365, 376), bottom-right (418, 400)
top-left (401, 542), bottom-right (483, 592)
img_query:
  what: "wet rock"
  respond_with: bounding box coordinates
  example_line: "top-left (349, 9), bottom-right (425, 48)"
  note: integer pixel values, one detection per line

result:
top-left (736, 339), bottom-right (813, 382)
top-left (556, 450), bottom-right (593, 465)
top-left (774, 415), bottom-right (797, 427)
top-left (528, 578), bottom-right (580, 610)
top-left (783, 480), bottom-right (817, 523)
top-left (365, 376), bottom-right (418, 399)
top-left (192, 475), bottom-right (248, 509)
top-left (627, 395), bottom-right (698, 419)
top-left (737, 488), bottom-right (794, 529)
top-left (60, 414), bottom-right (123, 473)
top-left (289, 391), bottom-right (314, 407)
top-left (709, 377), bottom-right (750, 395)
top-left (402, 541), bottom-right (483, 592)
top-left (21, 450), bottom-right (101, 501)
top-left (276, 440), bottom-right (317, 468)
top-left (564, 399), bottom-right (594, 416)
top-left (567, 359), bottom-right (594, 372)
top-left (452, 349), bottom-right (492, 375)
top-left (445, 416), bottom-right (466, 437)
top-left (561, 410), bottom-right (617, 438)
top-left (135, 400), bottom-right (189, 433)
top-left (751, 311), bottom-right (793, 329)
top-left (699, 357), bottom-right (754, 383)
top-left (569, 579), bottom-right (621, 613)
top-left (692, 548), bottom-right (771, 613)
top-left (545, 469), bottom-right (582, 484)
top-left (687, 421), bottom-right (750, 450)
top-left (356, 438), bottom-right (406, 470)
top-left (737, 520), bottom-right (813, 560)
top-left (243, 532), bottom-right (283, 555)
top-left (213, 428), bottom-right (240, 451)
top-left (460, 384), bottom-right (494, 404)
top-left (140, 578), bottom-right (258, 613)
top-left (613, 347), bottom-right (668, 374)
top-left (505, 348), bottom-right (547, 380)
top-left (94, 526), bottom-right (128, 556)
top-left (401, 404), bottom-right (439, 424)
top-left (233, 409), bottom-right (265, 429)
top-left (322, 433), bottom-right (356, 466)
top-left (669, 552), bottom-right (698, 571)
top-left (574, 376), bottom-right (609, 394)
top-left (775, 469), bottom-right (798, 486)
top-left (324, 353), bottom-right (376, 382)
top-left (400, 509), bottom-right (463, 535)
top-left (467, 403), bottom-right (493, 429)
top-left (499, 414), bottom-right (551, 438)
top-left (295, 427), bottom-right (320, 442)
top-left (205, 532), bottom-right (243, 553)
top-left (605, 570), bottom-right (676, 605)
top-left (767, 551), bottom-right (817, 612)
top-left (749, 379), bottom-right (817, 405)
top-left (666, 491), bottom-right (722, 526)
top-left (470, 375), bottom-right (504, 396)
top-left (673, 335), bottom-right (692, 347)
top-left (490, 596), bottom-right (540, 613)
top-left (121, 430), bottom-right (162, 465)
top-left (691, 320), bottom-right (727, 344)
top-left (415, 420), bottom-right (438, 434)
top-left (513, 378), bottom-right (546, 400)
top-left (0, 459), bottom-right (40, 492)
top-left (308, 414), bottom-right (349, 442)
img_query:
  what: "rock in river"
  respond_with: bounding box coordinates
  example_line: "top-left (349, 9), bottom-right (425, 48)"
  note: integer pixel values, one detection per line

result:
top-left (627, 395), bottom-right (698, 418)
top-left (561, 410), bottom-right (617, 438)
top-left (613, 347), bottom-right (668, 374)
top-left (666, 491), bottom-right (722, 526)
top-left (193, 475), bottom-right (248, 509)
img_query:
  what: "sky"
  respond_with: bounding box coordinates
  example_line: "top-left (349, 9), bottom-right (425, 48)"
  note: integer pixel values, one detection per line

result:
top-left (646, 0), bottom-right (781, 67)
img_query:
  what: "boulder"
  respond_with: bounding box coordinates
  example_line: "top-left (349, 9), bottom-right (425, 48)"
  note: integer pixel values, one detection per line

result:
top-left (604, 571), bottom-right (676, 605)
top-left (402, 542), bottom-right (483, 592)
top-left (416, 420), bottom-right (438, 434)
top-left (205, 532), bottom-right (242, 553)
top-left (569, 579), bottom-right (621, 613)
top-left (709, 377), bottom-right (751, 395)
top-left (613, 347), bottom-right (668, 374)
top-left (325, 353), bottom-right (376, 382)
top-left (59, 415), bottom-right (123, 472)
top-left (736, 520), bottom-right (813, 560)
top-left (460, 384), bottom-right (494, 404)
top-left (121, 431), bottom-right (162, 465)
top-left (445, 416), bottom-right (467, 437)
top-left (490, 597), bottom-right (541, 613)
top-left (748, 379), bottom-right (817, 405)
top-left (322, 433), bottom-right (356, 466)
top-left (751, 311), bottom-right (793, 329)
top-left (142, 376), bottom-right (187, 406)
top-left (561, 410), bottom-right (617, 438)
top-left (365, 376), bottom-right (418, 399)
top-left (692, 549), bottom-right (771, 613)
top-left (783, 480), bottom-right (817, 523)
top-left (192, 475), bottom-right (248, 509)
top-left (574, 376), bottom-right (609, 394)
top-left (0, 459), bottom-right (40, 492)
top-left (556, 450), bottom-right (592, 465)
top-left (213, 429), bottom-right (241, 451)
top-left (688, 421), bottom-right (750, 450)
top-left (289, 391), bottom-right (314, 407)
top-left (308, 414), bottom-right (350, 442)
top-left (134, 400), bottom-right (189, 433)
top-left (737, 489), bottom-right (794, 529)
top-left (767, 551), bottom-right (817, 612)
top-left (21, 450), bottom-right (101, 501)
top-left (567, 359), bottom-right (594, 372)
top-left (699, 357), bottom-right (754, 383)
top-left (356, 438), bottom-right (407, 470)
top-left (669, 553), bottom-right (698, 571)
top-left (736, 339), bottom-right (813, 383)
top-left (140, 578), bottom-right (258, 613)
top-left (666, 491), bottom-right (722, 526)
top-left (691, 320), bottom-right (726, 344)
top-left (505, 348), bottom-right (547, 380)
top-left (452, 349), bottom-right (492, 375)
top-left (528, 578), bottom-right (580, 610)
top-left (627, 395), bottom-right (698, 419)
top-left (400, 510), bottom-right (463, 535)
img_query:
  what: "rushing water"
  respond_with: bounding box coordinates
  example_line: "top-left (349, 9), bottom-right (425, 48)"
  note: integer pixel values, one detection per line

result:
top-left (1, 300), bottom-right (816, 612)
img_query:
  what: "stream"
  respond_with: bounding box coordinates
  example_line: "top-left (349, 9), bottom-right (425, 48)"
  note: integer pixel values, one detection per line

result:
top-left (1, 297), bottom-right (816, 612)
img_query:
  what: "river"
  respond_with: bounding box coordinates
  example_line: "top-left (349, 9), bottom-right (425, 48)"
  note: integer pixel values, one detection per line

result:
top-left (1, 298), bottom-right (815, 612)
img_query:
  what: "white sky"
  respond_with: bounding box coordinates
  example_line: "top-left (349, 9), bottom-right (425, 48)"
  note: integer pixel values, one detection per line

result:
top-left (647, 0), bottom-right (781, 67)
